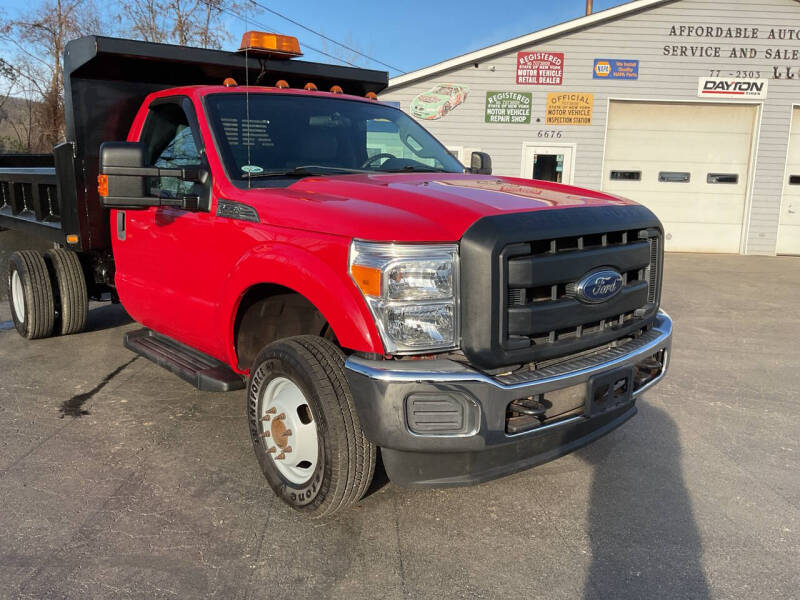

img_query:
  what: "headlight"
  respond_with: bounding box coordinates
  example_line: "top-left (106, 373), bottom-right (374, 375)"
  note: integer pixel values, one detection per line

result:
top-left (349, 241), bottom-right (459, 354)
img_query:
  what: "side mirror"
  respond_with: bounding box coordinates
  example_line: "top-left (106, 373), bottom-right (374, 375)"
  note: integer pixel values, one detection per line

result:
top-left (99, 141), bottom-right (209, 210)
top-left (468, 151), bottom-right (492, 175)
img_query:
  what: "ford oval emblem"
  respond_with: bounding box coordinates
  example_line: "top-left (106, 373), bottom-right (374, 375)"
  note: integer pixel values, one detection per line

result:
top-left (575, 269), bottom-right (624, 304)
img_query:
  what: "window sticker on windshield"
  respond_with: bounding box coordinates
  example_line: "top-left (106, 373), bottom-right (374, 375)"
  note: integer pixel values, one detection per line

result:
top-left (241, 165), bottom-right (264, 174)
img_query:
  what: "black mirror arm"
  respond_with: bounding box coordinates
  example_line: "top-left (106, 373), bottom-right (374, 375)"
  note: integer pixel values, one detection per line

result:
top-left (102, 165), bottom-right (208, 182)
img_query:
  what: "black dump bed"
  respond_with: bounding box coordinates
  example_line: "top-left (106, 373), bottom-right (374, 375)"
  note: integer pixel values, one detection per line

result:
top-left (0, 35), bottom-right (388, 252)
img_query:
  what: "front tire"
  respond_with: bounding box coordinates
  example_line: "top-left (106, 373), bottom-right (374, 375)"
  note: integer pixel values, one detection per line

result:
top-left (247, 336), bottom-right (376, 518)
top-left (8, 250), bottom-right (55, 339)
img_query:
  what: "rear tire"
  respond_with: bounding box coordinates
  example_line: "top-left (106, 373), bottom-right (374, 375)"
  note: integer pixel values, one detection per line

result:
top-left (7, 250), bottom-right (55, 339)
top-left (247, 335), bottom-right (376, 519)
top-left (44, 248), bottom-right (88, 335)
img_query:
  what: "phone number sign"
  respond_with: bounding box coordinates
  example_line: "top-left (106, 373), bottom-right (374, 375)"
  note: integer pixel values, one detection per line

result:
top-left (516, 51), bottom-right (564, 85)
top-left (485, 91), bottom-right (532, 124)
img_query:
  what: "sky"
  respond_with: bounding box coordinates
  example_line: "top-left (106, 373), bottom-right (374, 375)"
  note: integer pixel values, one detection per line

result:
top-left (0, 0), bottom-right (632, 77)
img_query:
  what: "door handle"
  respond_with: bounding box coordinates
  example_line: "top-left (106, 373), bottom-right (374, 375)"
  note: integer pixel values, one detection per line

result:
top-left (117, 210), bottom-right (126, 241)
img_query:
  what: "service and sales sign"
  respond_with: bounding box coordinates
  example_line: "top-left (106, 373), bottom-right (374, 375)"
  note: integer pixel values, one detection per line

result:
top-left (545, 93), bottom-right (593, 125)
top-left (516, 51), bottom-right (564, 85)
top-left (485, 91), bottom-right (532, 124)
top-left (593, 58), bottom-right (639, 80)
top-left (697, 77), bottom-right (768, 99)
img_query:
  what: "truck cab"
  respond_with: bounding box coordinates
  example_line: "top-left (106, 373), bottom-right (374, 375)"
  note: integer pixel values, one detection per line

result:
top-left (2, 33), bottom-right (672, 518)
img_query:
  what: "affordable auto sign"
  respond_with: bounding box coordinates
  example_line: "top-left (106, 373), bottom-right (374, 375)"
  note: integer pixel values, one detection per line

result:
top-left (697, 77), bottom-right (768, 99)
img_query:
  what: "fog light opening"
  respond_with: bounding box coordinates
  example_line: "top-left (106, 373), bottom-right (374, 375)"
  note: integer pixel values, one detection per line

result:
top-left (633, 350), bottom-right (665, 391)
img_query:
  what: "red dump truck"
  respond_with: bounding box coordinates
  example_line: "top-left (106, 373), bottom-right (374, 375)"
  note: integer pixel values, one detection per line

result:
top-left (1, 33), bottom-right (671, 517)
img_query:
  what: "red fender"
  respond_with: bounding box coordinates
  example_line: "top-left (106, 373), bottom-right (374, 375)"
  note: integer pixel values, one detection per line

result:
top-left (217, 239), bottom-right (384, 373)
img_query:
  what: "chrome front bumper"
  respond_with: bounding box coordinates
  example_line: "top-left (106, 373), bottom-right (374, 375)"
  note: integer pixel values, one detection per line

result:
top-left (344, 311), bottom-right (672, 487)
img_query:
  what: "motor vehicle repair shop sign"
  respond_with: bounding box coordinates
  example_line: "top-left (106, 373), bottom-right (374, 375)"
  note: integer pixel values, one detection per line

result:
top-left (485, 91), bottom-right (532, 123)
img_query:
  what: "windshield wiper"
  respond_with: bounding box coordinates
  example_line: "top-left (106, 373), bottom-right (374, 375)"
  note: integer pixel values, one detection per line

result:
top-left (241, 165), bottom-right (367, 179)
top-left (380, 166), bottom-right (448, 173)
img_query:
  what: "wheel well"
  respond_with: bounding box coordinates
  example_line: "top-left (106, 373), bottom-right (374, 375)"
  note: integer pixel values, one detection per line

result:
top-left (233, 284), bottom-right (332, 370)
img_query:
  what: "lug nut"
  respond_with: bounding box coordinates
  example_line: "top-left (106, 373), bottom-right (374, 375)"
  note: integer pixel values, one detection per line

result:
top-left (276, 413), bottom-right (286, 421)
top-left (263, 431), bottom-right (270, 438)
top-left (283, 446), bottom-right (292, 453)
top-left (266, 407), bottom-right (276, 414)
top-left (276, 452), bottom-right (286, 460)
top-left (261, 414), bottom-right (270, 422)
top-left (267, 446), bottom-right (276, 454)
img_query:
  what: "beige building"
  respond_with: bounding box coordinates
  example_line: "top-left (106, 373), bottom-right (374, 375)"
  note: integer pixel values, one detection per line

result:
top-left (383, 0), bottom-right (800, 255)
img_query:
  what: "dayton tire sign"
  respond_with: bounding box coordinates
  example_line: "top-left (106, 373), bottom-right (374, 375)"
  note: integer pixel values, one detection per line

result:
top-left (698, 77), bottom-right (768, 99)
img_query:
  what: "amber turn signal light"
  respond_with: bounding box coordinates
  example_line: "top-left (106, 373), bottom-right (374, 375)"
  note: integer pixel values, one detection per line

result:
top-left (275, 79), bottom-right (290, 89)
top-left (238, 31), bottom-right (302, 58)
top-left (350, 265), bottom-right (381, 297)
top-left (365, 91), bottom-right (378, 101)
top-left (223, 77), bottom-right (238, 87)
top-left (303, 82), bottom-right (318, 91)
top-left (97, 174), bottom-right (108, 197)
top-left (329, 85), bottom-right (343, 94)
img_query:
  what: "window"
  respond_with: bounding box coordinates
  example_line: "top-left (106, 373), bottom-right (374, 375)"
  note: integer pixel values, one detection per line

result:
top-left (204, 93), bottom-right (463, 186)
top-left (610, 170), bottom-right (641, 181)
top-left (707, 173), bottom-right (738, 184)
top-left (141, 102), bottom-right (202, 198)
top-left (658, 171), bottom-right (690, 183)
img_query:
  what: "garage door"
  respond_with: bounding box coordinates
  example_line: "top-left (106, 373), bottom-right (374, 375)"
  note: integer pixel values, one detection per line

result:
top-left (777, 107), bottom-right (800, 255)
top-left (603, 101), bottom-right (758, 253)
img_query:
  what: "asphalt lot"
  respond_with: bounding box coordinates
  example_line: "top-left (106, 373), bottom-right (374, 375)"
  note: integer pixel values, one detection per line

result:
top-left (1, 238), bottom-right (798, 599)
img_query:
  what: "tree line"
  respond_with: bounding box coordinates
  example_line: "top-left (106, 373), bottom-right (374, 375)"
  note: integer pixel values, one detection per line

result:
top-left (0, 0), bottom-right (250, 153)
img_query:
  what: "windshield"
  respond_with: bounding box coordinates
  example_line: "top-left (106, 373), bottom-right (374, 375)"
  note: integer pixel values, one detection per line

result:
top-left (204, 93), bottom-right (464, 186)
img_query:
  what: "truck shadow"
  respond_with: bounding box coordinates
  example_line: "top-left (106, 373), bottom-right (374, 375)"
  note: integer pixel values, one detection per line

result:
top-left (84, 303), bottom-right (134, 332)
top-left (580, 403), bottom-right (710, 599)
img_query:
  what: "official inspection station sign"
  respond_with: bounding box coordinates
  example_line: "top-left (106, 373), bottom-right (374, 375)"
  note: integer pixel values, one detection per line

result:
top-left (485, 91), bottom-right (532, 124)
top-left (593, 58), bottom-right (639, 79)
top-left (545, 93), bottom-right (594, 125)
top-left (516, 52), bottom-right (564, 85)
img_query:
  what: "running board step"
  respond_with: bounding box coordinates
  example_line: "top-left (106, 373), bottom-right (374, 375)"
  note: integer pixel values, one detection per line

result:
top-left (124, 328), bottom-right (245, 392)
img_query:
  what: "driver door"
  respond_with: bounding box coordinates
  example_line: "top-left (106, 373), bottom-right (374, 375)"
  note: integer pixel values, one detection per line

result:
top-left (115, 97), bottom-right (222, 355)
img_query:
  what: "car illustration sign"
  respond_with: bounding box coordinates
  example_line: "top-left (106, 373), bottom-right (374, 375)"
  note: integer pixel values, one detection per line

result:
top-left (485, 91), bottom-right (532, 124)
top-left (410, 83), bottom-right (470, 120)
top-left (593, 58), bottom-right (639, 80)
top-left (516, 51), bottom-right (564, 85)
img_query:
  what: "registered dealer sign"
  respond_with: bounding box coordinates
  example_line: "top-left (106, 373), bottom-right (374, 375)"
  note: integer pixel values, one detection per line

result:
top-left (697, 77), bottom-right (768, 99)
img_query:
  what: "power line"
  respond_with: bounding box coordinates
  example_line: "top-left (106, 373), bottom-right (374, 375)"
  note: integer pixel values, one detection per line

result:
top-left (245, 0), bottom-right (405, 74)
top-left (202, 0), bottom-right (361, 68)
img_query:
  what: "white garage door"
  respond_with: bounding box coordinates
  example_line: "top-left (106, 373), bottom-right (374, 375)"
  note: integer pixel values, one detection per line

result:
top-left (777, 107), bottom-right (800, 255)
top-left (603, 101), bottom-right (758, 253)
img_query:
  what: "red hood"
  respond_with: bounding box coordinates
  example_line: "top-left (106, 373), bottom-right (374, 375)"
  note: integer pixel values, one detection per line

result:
top-left (241, 173), bottom-right (636, 242)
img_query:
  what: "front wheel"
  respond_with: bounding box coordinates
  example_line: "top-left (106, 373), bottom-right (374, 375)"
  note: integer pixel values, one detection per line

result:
top-left (247, 336), bottom-right (376, 518)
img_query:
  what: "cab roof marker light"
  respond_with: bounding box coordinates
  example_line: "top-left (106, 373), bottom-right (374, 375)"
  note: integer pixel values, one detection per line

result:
top-left (275, 80), bottom-right (290, 89)
top-left (365, 91), bottom-right (378, 101)
top-left (304, 82), bottom-right (318, 91)
top-left (329, 85), bottom-right (343, 94)
top-left (237, 31), bottom-right (302, 59)
top-left (223, 77), bottom-right (238, 87)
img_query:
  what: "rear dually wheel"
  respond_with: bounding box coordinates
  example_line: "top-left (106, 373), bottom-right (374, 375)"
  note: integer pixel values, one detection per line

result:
top-left (7, 250), bottom-right (55, 339)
